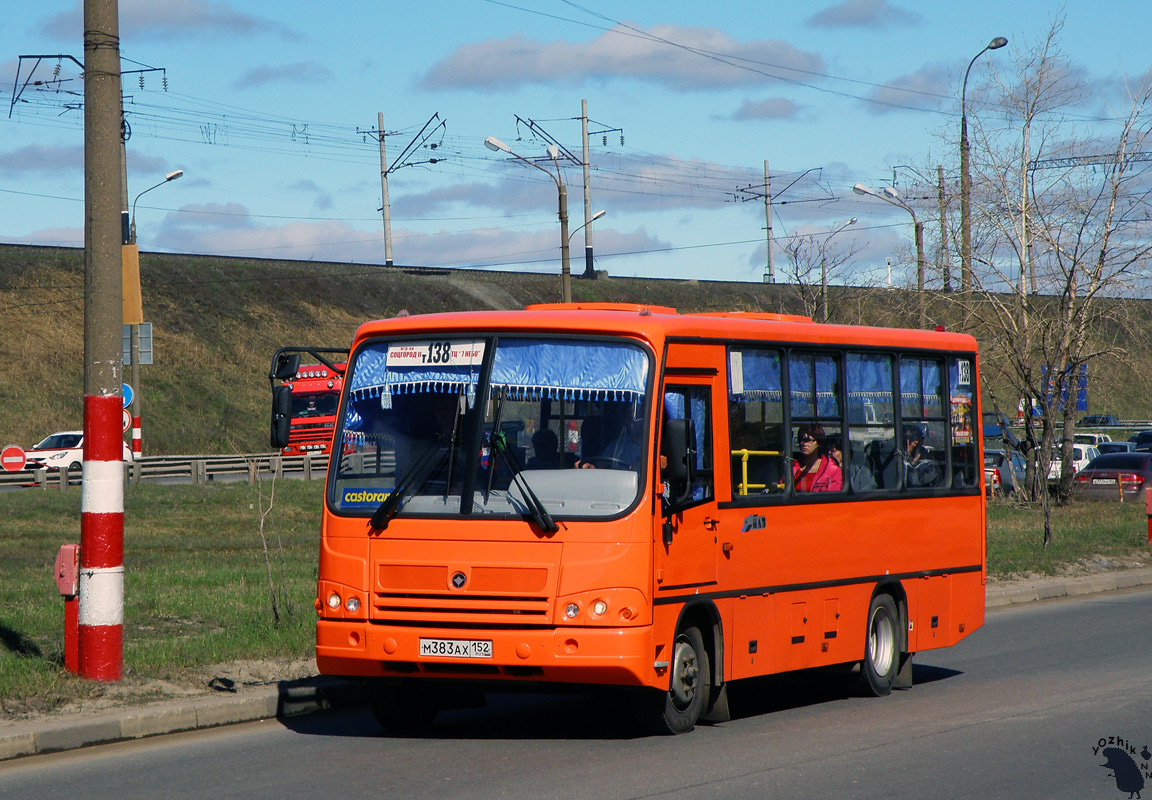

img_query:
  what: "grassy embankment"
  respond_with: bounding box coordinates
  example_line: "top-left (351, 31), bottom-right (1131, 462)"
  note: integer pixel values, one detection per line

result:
top-left (3, 242), bottom-right (1151, 457)
top-left (1, 481), bottom-right (1148, 718)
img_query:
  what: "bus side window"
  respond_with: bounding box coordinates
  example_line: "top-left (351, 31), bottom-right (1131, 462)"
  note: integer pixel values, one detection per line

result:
top-left (787, 351), bottom-right (844, 495)
top-left (949, 358), bottom-right (978, 488)
top-left (846, 352), bottom-right (896, 494)
top-left (727, 348), bottom-right (785, 498)
top-left (663, 386), bottom-right (714, 504)
top-left (899, 357), bottom-right (947, 490)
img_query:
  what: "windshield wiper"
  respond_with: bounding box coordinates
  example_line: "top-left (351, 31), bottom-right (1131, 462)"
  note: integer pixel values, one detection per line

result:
top-left (369, 441), bottom-right (449, 532)
top-left (491, 431), bottom-right (558, 534)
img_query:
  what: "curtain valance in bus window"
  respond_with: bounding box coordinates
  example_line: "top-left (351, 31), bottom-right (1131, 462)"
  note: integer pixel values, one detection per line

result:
top-left (728, 349), bottom-right (782, 400)
top-left (488, 339), bottom-right (648, 401)
top-left (846, 353), bottom-right (892, 401)
top-left (346, 340), bottom-right (486, 407)
top-left (789, 354), bottom-right (839, 418)
top-left (900, 358), bottom-right (943, 416)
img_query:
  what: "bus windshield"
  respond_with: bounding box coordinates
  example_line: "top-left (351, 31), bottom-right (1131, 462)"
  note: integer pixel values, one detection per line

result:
top-left (332, 335), bottom-right (652, 520)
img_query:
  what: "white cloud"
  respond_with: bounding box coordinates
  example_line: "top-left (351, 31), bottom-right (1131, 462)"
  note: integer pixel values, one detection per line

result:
top-left (150, 200), bottom-right (667, 273)
top-left (420, 24), bottom-right (824, 92)
top-left (39, 0), bottom-right (300, 42)
top-left (865, 63), bottom-right (954, 114)
top-left (232, 62), bottom-right (334, 90)
top-left (9, 227), bottom-right (84, 247)
top-left (727, 97), bottom-right (806, 121)
top-left (0, 144), bottom-right (83, 175)
top-left (807, 0), bottom-right (923, 30)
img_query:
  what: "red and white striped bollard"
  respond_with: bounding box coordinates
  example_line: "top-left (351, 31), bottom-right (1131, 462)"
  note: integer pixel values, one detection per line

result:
top-left (79, 394), bottom-right (124, 681)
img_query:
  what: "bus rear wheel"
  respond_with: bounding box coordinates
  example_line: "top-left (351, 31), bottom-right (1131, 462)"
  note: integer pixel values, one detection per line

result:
top-left (860, 593), bottom-right (899, 697)
top-left (638, 625), bottom-right (710, 735)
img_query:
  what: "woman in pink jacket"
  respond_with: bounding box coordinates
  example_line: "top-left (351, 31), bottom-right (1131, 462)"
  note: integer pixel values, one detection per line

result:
top-left (793, 423), bottom-right (843, 492)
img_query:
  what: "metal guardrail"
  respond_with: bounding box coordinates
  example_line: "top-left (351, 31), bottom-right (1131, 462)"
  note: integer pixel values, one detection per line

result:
top-left (0, 452), bottom-right (330, 490)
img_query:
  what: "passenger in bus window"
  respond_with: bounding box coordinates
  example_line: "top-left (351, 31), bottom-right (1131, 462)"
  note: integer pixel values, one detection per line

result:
top-left (792, 424), bottom-right (842, 492)
top-left (827, 439), bottom-right (875, 493)
top-left (903, 424), bottom-right (942, 487)
top-left (527, 428), bottom-right (563, 469)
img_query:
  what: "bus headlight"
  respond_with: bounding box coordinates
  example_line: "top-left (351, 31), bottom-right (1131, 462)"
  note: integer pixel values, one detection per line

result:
top-left (345, 596), bottom-right (360, 612)
top-left (556, 587), bottom-right (647, 626)
top-left (327, 592), bottom-right (341, 609)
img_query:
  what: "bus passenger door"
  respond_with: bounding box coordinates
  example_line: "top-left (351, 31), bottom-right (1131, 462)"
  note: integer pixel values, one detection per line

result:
top-left (656, 377), bottom-right (719, 595)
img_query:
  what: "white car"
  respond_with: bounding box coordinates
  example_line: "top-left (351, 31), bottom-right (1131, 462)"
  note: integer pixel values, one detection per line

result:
top-left (25, 431), bottom-right (134, 472)
top-left (1048, 443), bottom-right (1099, 481)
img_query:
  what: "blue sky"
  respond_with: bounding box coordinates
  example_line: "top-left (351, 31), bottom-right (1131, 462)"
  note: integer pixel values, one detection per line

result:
top-left (2, 0), bottom-right (1150, 287)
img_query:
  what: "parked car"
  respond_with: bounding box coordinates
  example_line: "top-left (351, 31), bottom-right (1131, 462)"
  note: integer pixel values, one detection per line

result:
top-left (1098, 441), bottom-right (1136, 455)
top-left (1071, 452), bottom-right (1152, 501)
top-left (25, 430), bottom-right (134, 472)
top-left (984, 449), bottom-right (1028, 496)
top-left (1073, 432), bottom-right (1111, 446)
top-left (1078, 414), bottom-right (1120, 427)
top-left (1128, 430), bottom-right (1152, 448)
top-left (1048, 444), bottom-right (1099, 481)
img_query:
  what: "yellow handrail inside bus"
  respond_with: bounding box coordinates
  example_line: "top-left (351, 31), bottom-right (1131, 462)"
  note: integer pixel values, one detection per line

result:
top-left (731, 448), bottom-right (781, 495)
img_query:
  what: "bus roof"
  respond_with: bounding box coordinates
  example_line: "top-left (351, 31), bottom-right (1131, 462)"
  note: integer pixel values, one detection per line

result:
top-left (351, 303), bottom-right (978, 354)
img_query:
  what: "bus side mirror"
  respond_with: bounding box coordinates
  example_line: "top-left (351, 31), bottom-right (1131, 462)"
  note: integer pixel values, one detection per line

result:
top-left (662, 418), bottom-right (696, 510)
top-left (271, 385), bottom-right (292, 449)
top-left (272, 353), bottom-right (301, 381)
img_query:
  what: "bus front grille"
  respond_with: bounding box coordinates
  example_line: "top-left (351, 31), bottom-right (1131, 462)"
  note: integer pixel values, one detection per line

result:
top-left (372, 591), bottom-right (551, 623)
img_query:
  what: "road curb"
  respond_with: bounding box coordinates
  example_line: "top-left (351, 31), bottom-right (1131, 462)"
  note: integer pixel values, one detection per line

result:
top-left (0, 675), bottom-right (366, 762)
top-left (4, 569), bottom-right (1152, 763)
top-left (984, 565), bottom-right (1152, 607)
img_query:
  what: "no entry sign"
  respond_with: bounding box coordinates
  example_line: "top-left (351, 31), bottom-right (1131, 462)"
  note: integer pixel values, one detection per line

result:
top-left (1, 444), bottom-right (27, 472)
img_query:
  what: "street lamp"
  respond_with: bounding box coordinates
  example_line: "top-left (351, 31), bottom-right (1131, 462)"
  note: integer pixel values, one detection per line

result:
top-left (130, 169), bottom-right (183, 244)
top-left (854, 182), bottom-right (927, 326)
top-left (819, 218), bottom-right (856, 323)
top-left (484, 136), bottom-right (572, 303)
top-left (126, 168), bottom-right (183, 463)
top-left (960, 36), bottom-right (1007, 295)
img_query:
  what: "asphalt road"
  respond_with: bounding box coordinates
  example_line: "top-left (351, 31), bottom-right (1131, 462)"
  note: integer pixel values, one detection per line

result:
top-left (2, 588), bottom-right (1150, 800)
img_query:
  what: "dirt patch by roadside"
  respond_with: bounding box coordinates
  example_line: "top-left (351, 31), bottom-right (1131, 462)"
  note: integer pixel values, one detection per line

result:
top-left (0, 658), bottom-right (318, 725)
top-left (986, 550), bottom-right (1152, 586)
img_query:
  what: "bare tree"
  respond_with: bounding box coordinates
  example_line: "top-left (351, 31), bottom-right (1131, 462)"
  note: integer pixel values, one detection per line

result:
top-left (779, 233), bottom-right (865, 323)
top-left (958, 16), bottom-right (1152, 543)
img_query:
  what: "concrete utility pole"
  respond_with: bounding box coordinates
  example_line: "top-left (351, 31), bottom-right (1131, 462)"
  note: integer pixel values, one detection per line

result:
top-left (81, 0), bottom-right (126, 682)
top-left (580, 99), bottom-right (596, 279)
top-left (735, 161), bottom-right (783, 283)
top-left (764, 161), bottom-right (775, 283)
top-left (378, 111), bottom-right (393, 267)
top-left (937, 165), bottom-right (951, 292)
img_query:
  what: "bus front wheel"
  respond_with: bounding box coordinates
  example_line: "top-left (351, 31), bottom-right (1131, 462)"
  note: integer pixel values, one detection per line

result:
top-left (860, 593), bottom-right (900, 697)
top-left (638, 625), bottom-right (710, 734)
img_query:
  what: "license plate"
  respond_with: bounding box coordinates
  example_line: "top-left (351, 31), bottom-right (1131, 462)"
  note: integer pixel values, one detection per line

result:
top-left (1093, 479), bottom-right (1117, 485)
top-left (419, 638), bottom-right (493, 659)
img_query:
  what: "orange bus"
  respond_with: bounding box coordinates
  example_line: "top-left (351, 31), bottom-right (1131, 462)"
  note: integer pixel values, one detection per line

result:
top-left (269, 347), bottom-right (348, 456)
top-left (295, 304), bottom-right (984, 734)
